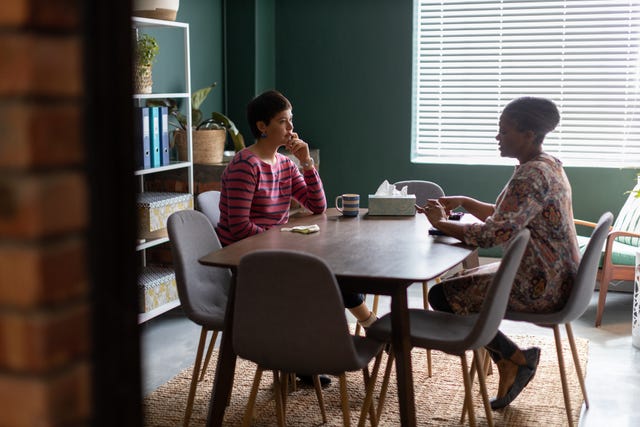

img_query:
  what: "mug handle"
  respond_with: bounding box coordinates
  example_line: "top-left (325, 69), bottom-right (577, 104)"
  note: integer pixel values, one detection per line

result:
top-left (335, 195), bottom-right (344, 213)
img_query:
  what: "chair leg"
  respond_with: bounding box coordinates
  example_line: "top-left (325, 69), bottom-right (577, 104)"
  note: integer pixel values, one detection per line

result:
top-left (484, 348), bottom-right (493, 376)
top-left (183, 326), bottom-right (208, 427)
top-left (565, 323), bottom-right (590, 409)
top-left (553, 325), bottom-right (574, 427)
top-left (272, 370), bottom-right (286, 427)
top-left (198, 330), bottom-right (218, 381)
top-left (281, 371), bottom-right (289, 414)
top-left (376, 350), bottom-right (395, 425)
top-left (595, 270), bottom-right (612, 327)
top-left (422, 280), bottom-right (433, 378)
top-left (339, 373), bottom-right (351, 427)
top-left (460, 353), bottom-right (475, 424)
top-left (358, 351), bottom-right (383, 427)
top-left (241, 367), bottom-right (263, 427)
top-left (460, 354), bottom-right (477, 427)
top-left (461, 348), bottom-right (493, 423)
top-left (289, 372), bottom-right (297, 392)
top-left (473, 349), bottom-right (494, 427)
top-left (312, 375), bottom-right (327, 423)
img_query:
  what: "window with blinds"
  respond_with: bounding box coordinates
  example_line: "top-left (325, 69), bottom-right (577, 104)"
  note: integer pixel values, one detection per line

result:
top-left (412, 0), bottom-right (640, 167)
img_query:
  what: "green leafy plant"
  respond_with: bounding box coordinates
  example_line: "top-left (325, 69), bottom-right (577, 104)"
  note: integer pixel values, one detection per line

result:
top-left (135, 34), bottom-right (159, 67)
top-left (147, 82), bottom-right (245, 152)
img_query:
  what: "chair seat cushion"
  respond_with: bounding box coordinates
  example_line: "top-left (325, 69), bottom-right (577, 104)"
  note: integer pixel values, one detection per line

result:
top-left (366, 310), bottom-right (480, 355)
top-left (577, 235), bottom-right (637, 266)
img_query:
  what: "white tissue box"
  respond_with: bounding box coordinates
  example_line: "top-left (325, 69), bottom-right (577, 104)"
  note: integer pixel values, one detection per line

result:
top-left (368, 194), bottom-right (416, 216)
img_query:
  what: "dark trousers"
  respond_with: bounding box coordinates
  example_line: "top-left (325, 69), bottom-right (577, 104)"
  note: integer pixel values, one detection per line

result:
top-left (428, 283), bottom-right (518, 363)
top-left (342, 292), bottom-right (365, 309)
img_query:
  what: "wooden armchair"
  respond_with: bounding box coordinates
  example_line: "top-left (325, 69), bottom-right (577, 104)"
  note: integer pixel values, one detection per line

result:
top-left (576, 181), bottom-right (640, 327)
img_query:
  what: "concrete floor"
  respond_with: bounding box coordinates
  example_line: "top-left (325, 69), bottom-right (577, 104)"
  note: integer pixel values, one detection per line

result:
top-left (141, 282), bottom-right (640, 426)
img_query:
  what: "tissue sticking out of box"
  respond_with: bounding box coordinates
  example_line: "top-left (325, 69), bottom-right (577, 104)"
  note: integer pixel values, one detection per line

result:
top-left (368, 180), bottom-right (416, 216)
top-left (374, 180), bottom-right (408, 196)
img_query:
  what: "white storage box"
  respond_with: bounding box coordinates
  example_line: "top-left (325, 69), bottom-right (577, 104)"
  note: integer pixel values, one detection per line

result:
top-left (137, 192), bottom-right (193, 238)
top-left (138, 265), bottom-right (178, 313)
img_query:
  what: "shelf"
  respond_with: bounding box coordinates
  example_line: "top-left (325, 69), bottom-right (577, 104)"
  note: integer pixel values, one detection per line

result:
top-left (133, 17), bottom-right (192, 324)
top-left (133, 92), bottom-right (189, 100)
top-left (135, 161), bottom-right (191, 176)
top-left (138, 299), bottom-right (180, 324)
top-left (132, 16), bottom-right (188, 29)
top-left (136, 236), bottom-right (170, 251)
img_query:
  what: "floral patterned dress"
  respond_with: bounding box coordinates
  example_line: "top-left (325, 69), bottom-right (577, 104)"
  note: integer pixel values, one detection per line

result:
top-left (443, 153), bottom-right (581, 315)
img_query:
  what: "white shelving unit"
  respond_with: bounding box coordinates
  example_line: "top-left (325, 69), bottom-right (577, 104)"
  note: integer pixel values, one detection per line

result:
top-left (132, 17), bottom-right (192, 323)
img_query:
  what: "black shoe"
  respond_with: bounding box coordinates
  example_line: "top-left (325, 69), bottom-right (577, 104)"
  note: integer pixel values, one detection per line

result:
top-left (490, 347), bottom-right (541, 410)
top-left (297, 374), bottom-right (331, 387)
top-left (523, 346), bottom-right (541, 370)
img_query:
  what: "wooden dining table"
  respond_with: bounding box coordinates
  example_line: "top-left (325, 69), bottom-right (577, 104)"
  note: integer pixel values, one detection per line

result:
top-left (199, 207), bottom-right (478, 426)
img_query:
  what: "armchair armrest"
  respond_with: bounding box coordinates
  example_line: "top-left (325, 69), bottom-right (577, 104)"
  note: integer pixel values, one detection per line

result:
top-left (574, 219), bottom-right (597, 228)
top-left (607, 229), bottom-right (640, 240)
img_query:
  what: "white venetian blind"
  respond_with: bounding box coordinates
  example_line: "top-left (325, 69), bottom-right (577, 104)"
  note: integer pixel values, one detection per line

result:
top-left (412, 0), bottom-right (640, 167)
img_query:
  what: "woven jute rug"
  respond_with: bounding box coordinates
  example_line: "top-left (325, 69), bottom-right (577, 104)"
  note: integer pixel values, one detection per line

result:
top-left (143, 334), bottom-right (588, 426)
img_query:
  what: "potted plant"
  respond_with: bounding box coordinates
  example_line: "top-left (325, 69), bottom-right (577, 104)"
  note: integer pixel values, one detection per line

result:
top-left (134, 33), bottom-right (159, 94)
top-left (148, 83), bottom-right (245, 164)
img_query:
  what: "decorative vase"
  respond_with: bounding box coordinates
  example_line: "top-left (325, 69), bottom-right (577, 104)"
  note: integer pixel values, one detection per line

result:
top-left (174, 129), bottom-right (226, 164)
top-left (134, 64), bottom-right (153, 94)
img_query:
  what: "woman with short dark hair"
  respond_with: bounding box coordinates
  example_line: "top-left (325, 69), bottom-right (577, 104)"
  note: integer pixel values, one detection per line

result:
top-left (217, 90), bottom-right (378, 386)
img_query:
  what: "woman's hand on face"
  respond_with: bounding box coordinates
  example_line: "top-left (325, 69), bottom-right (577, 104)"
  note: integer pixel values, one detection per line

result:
top-left (285, 132), bottom-right (311, 162)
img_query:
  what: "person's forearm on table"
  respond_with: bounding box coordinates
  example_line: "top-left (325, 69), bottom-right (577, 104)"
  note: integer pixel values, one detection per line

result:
top-left (432, 219), bottom-right (466, 241)
top-left (457, 196), bottom-right (495, 221)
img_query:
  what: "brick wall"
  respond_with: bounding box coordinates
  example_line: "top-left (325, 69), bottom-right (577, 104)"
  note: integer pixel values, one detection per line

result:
top-left (0, 1), bottom-right (90, 426)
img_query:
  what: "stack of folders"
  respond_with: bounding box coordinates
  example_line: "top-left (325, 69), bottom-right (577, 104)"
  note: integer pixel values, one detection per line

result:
top-left (135, 106), bottom-right (171, 169)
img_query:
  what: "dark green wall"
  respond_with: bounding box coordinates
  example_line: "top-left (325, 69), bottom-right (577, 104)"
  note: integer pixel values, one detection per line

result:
top-left (179, 0), bottom-right (638, 234)
top-left (273, 0), bottom-right (638, 224)
top-left (142, 0), bottom-right (225, 130)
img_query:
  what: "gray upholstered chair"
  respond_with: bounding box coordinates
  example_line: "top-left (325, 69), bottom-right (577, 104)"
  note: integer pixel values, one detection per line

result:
top-left (394, 179), bottom-right (445, 207)
top-left (504, 212), bottom-right (613, 427)
top-left (367, 229), bottom-right (530, 427)
top-left (196, 190), bottom-right (221, 228)
top-left (233, 249), bottom-right (384, 427)
top-left (167, 210), bottom-right (231, 427)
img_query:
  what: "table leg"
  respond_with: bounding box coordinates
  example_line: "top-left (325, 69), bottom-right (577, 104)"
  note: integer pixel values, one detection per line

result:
top-left (463, 248), bottom-right (480, 269)
top-left (391, 286), bottom-right (416, 427)
top-left (206, 274), bottom-right (237, 426)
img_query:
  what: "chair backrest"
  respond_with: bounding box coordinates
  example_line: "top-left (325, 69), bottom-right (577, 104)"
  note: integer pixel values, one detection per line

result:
top-left (563, 212), bottom-right (614, 321)
top-left (506, 212), bottom-right (614, 325)
top-left (394, 180), bottom-right (445, 206)
top-left (167, 209), bottom-right (230, 329)
top-left (612, 180), bottom-right (640, 246)
top-left (233, 250), bottom-right (369, 375)
top-left (196, 190), bottom-right (221, 228)
top-left (464, 229), bottom-right (530, 349)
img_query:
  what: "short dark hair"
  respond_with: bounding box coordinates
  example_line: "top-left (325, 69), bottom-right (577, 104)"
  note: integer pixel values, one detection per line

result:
top-left (502, 97), bottom-right (560, 145)
top-left (246, 90), bottom-right (292, 139)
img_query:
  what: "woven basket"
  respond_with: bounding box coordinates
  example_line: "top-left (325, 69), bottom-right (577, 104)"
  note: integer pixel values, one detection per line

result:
top-left (134, 64), bottom-right (153, 94)
top-left (174, 129), bottom-right (226, 164)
